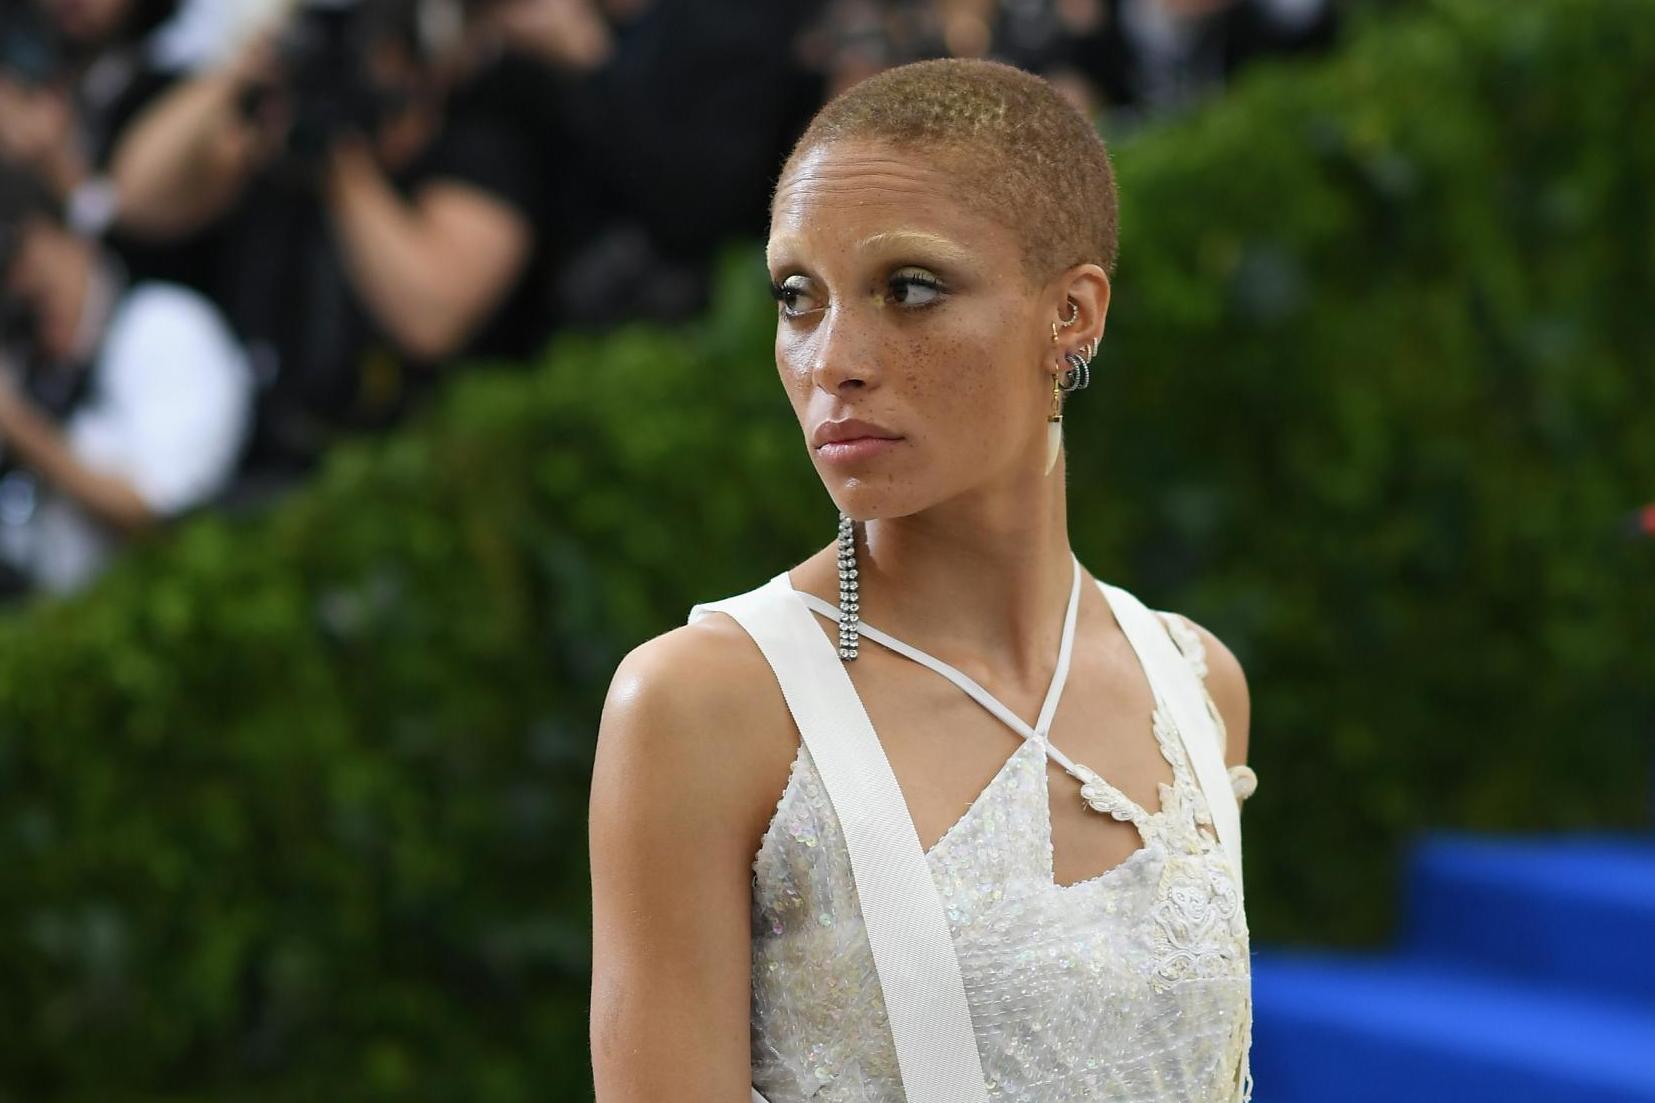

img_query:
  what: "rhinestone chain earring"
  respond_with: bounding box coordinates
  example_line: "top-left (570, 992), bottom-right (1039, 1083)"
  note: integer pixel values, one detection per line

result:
top-left (837, 511), bottom-right (860, 660)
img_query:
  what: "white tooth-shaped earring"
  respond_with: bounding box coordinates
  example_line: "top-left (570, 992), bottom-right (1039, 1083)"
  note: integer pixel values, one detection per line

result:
top-left (1044, 372), bottom-right (1063, 475)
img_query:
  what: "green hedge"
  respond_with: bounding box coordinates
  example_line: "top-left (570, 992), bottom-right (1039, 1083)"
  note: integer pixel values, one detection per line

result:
top-left (3, 0), bottom-right (1653, 1097)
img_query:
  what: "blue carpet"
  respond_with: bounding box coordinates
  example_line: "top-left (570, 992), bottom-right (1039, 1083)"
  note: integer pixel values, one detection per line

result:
top-left (1403, 832), bottom-right (1655, 1006)
top-left (1250, 832), bottom-right (1655, 1102)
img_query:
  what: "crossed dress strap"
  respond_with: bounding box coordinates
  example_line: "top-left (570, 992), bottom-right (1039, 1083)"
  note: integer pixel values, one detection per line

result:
top-left (789, 553), bottom-right (1098, 785)
top-left (795, 566), bottom-right (1246, 900)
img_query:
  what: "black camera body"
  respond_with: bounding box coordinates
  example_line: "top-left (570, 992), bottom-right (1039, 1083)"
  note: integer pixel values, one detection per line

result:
top-left (236, 1), bottom-right (384, 171)
top-left (282, 2), bottom-right (388, 160)
top-left (0, 3), bottom-right (63, 87)
top-left (0, 292), bottom-right (34, 361)
top-left (240, 0), bottom-right (460, 172)
top-left (0, 166), bottom-right (46, 360)
top-left (0, 0), bottom-right (181, 83)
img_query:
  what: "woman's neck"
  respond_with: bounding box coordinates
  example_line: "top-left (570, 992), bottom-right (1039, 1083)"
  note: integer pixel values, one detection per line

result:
top-left (798, 464), bottom-right (1078, 685)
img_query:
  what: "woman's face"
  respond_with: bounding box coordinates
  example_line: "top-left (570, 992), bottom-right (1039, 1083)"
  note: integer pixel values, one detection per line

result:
top-left (767, 139), bottom-right (1064, 521)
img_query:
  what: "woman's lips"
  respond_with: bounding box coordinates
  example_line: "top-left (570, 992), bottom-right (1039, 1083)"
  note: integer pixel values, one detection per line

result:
top-left (816, 436), bottom-right (903, 464)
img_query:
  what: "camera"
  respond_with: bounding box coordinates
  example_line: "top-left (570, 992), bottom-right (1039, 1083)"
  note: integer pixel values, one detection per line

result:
top-left (0, 167), bottom-right (44, 360)
top-left (0, 2), bottom-right (62, 87)
top-left (0, 292), bottom-right (34, 362)
top-left (238, 0), bottom-right (465, 170)
top-left (0, 0), bottom-right (181, 82)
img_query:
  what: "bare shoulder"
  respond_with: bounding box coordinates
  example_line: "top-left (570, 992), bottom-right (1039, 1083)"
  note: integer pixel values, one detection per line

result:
top-left (603, 612), bottom-right (777, 741)
top-left (589, 613), bottom-right (793, 1097)
top-left (595, 612), bottom-right (796, 845)
top-left (1163, 612), bottom-right (1251, 770)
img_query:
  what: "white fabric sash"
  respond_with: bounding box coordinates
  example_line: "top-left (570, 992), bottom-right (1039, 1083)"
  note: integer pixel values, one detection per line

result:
top-left (691, 574), bottom-right (992, 1103)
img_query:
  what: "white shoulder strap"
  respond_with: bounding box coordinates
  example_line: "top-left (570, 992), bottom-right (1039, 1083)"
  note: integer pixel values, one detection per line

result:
top-left (1097, 581), bottom-right (1245, 904)
top-left (690, 576), bottom-right (990, 1103)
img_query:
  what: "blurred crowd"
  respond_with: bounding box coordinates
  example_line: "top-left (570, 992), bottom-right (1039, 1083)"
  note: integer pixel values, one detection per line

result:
top-left (0, 0), bottom-right (1342, 600)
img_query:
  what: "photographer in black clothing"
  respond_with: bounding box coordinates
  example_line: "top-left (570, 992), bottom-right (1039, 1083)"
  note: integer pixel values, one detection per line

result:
top-left (0, 0), bottom-right (179, 199)
top-left (489, 0), bottom-right (828, 329)
top-left (0, 0), bottom-right (217, 291)
top-left (111, 0), bottom-right (562, 479)
top-left (1066, 0), bottom-right (1339, 123)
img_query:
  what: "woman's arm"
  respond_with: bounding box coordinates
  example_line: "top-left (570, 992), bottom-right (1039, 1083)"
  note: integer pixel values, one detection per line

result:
top-left (1177, 615), bottom-right (1252, 772)
top-left (324, 144), bottom-right (532, 362)
top-left (0, 376), bottom-right (152, 533)
top-left (589, 620), bottom-right (783, 1102)
top-left (109, 45), bottom-right (277, 240)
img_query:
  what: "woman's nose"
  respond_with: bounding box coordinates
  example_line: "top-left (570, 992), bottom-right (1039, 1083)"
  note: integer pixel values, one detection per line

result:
top-left (807, 304), bottom-right (880, 394)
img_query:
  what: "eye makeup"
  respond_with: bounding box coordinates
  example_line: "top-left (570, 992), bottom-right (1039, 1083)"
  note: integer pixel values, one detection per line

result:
top-left (768, 266), bottom-right (950, 317)
top-left (769, 274), bottom-right (814, 317)
top-left (886, 268), bottom-right (945, 308)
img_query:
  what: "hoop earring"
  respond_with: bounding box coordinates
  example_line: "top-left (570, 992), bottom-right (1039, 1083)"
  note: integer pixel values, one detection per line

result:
top-left (1050, 299), bottom-right (1080, 344)
top-left (1061, 351), bottom-right (1091, 393)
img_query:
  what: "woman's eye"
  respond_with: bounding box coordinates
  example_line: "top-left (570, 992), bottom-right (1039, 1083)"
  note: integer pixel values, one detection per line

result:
top-left (769, 276), bottom-right (816, 317)
top-left (889, 269), bottom-right (943, 308)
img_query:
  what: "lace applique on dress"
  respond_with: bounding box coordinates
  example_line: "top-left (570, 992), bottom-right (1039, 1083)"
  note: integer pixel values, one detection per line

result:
top-left (1154, 610), bottom-right (1258, 1102)
top-left (1143, 708), bottom-right (1250, 995)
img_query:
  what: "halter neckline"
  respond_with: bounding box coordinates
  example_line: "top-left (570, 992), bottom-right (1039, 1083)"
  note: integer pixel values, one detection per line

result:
top-left (786, 554), bottom-right (1097, 783)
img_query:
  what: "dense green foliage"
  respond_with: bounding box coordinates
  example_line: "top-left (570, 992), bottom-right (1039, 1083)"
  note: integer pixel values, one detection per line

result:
top-left (1, 0), bottom-right (1651, 1097)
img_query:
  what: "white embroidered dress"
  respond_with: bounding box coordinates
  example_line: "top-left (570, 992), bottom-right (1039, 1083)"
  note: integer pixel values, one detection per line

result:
top-left (735, 574), bottom-right (1259, 1102)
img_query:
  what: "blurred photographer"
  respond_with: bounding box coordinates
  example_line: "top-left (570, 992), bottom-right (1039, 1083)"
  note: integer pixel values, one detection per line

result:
top-left (1068, 0), bottom-right (1339, 123)
top-left (0, 0), bottom-right (187, 243)
top-left (112, 0), bottom-right (561, 477)
top-left (0, 162), bottom-right (251, 597)
top-left (490, 0), bottom-right (825, 326)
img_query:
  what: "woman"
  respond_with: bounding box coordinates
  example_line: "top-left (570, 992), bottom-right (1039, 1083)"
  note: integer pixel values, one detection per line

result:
top-left (590, 57), bottom-right (1259, 1102)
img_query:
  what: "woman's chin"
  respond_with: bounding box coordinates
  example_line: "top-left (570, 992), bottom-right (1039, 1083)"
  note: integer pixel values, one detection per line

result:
top-left (821, 482), bottom-right (931, 524)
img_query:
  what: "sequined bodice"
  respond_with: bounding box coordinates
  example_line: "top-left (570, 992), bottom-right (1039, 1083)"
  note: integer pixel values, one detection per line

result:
top-left (749, 611), bottom-right (1257, 1102)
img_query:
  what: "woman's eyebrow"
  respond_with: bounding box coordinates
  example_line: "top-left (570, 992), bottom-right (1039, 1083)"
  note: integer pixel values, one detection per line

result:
top-left (765, 239), bottom-right (799, 270)
top-left (856, 231), bottom-right (972, 264)
top-left (765, 230), bottom-right (973, 273)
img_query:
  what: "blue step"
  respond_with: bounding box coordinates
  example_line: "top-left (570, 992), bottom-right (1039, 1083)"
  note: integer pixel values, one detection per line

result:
top-left (1251, 950), bottom-right (1655, 1103)
top-left (1401, 832), bottom-right (1655, 1007)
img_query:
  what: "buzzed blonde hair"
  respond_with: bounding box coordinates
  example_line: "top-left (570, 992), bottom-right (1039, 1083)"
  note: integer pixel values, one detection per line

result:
top-left (776, 57), bottom-right (1120, 285)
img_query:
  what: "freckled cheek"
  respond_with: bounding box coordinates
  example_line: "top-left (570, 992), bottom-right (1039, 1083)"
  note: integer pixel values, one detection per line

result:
top-left (894, 337), bottom-right (1002, 415)
top-left (910, 333), bottom-right (1029, 460)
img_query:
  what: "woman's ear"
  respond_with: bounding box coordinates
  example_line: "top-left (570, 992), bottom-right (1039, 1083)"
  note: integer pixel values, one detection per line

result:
top-left (1060, 264), bottom-right (1110, 358)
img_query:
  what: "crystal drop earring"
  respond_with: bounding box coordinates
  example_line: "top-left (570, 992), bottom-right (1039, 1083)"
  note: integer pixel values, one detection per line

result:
top-left (837, 511), bottom-right (860, 660)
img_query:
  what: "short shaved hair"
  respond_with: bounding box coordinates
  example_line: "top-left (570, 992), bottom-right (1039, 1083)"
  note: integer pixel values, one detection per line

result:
top-left (775, 58), bottom-right (1120, 285)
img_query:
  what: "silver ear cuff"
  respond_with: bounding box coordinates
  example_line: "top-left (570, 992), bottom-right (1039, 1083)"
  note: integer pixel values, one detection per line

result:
top-left (1062, 337), bottom-right (1098, 393)
top-left (1061, 352), bottom-right (1090, 392)
top-left (837, 511), bottom-right (860, 660)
